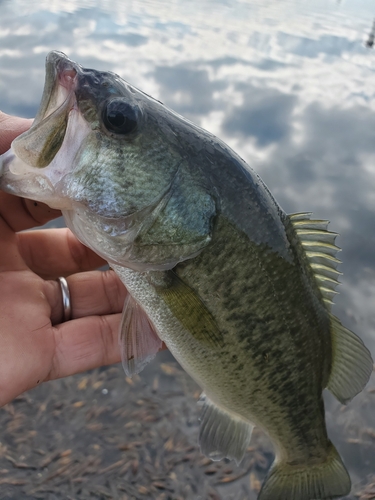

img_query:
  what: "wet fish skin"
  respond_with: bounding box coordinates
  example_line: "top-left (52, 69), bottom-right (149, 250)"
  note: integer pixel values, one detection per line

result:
top-left (0, 51), bottom-right (373, 500)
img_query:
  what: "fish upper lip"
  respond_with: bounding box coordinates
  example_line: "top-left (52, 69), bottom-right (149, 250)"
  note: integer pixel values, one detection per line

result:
top-left (58, 66), bottom-right (78, 92)
top-left (41, 52), bottom-right (79, 122)
top-left (48, 51), bottom-right (79, 93)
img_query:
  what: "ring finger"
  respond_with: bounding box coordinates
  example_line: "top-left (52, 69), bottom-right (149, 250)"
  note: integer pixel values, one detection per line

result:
top-left (45, 269), bottom-right (127, 325)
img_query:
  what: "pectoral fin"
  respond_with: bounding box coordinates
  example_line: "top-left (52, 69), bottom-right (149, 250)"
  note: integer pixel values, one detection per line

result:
top-left (327, 314), bottom-right (373, 404)
top-left (152, 271), bottom-right (224, 348)
top-left (119, 293), bottom-right (162, 377)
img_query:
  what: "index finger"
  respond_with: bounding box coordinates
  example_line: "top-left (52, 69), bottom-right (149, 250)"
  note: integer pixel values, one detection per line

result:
top-left (0, 191), bottom-right (61, 232)
top-left (0, 113), bottom-right (62, 229)
top-left (0, 112), bottom-right (33, 154)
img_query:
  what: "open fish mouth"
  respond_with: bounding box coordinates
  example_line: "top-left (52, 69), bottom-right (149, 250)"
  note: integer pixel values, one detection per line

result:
top-left (0, 51), bottom-right (91, 208)
top-left (11, 52), bottom-right (81, 170)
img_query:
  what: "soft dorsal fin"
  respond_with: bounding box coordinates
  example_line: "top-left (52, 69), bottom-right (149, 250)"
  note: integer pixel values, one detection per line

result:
top-left (327, 314), bottom-right (373, 404)
top-left (119, 293), bottom-right (162, 377)
top-left (288, 212), bottom-right (342, 309)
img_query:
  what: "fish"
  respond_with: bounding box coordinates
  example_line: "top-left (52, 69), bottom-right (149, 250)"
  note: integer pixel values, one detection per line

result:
top-left (0, 51), bottom-right (373, 500)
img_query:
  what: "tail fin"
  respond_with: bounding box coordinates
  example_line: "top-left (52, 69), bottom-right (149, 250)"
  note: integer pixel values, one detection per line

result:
top-left (259, 441), bottom-right (351, 500)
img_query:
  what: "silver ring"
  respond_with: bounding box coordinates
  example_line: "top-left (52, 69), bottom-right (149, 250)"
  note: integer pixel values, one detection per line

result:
top-left (57, 277), bottom-right (72, 322)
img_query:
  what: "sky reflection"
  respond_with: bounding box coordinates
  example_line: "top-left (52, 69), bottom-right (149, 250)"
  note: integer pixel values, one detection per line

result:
top-left (1, 0), bottom-right (375, 495)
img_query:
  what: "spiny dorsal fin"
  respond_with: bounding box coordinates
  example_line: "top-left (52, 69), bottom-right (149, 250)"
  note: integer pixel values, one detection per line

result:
top-left (288, 212), bottom-right (341, 309)
top-left (288, 214), bottom-right (373, 405)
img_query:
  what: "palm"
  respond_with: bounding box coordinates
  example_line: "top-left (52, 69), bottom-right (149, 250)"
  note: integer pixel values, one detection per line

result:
top-left (0, 191), bottom-right (126, 406)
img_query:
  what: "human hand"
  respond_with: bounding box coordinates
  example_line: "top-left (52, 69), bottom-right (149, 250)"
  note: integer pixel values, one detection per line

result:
top-left (0, 112), bottom-right (126, 406)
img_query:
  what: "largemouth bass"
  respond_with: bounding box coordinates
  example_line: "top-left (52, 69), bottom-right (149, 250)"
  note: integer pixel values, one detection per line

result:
top-left (0, 51), bottom-right (372, 500)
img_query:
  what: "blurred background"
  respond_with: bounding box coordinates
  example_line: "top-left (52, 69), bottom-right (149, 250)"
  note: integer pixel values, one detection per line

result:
top-left (0, 1), bottom-right (375, 498)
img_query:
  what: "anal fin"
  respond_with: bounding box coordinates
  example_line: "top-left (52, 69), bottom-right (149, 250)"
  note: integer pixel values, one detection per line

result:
top-left (119, 293), bottom-right (162, 377)
top-left (327, 314), bottom-right (373, 404)
top-left (198, 394), bottom-right (253, 466)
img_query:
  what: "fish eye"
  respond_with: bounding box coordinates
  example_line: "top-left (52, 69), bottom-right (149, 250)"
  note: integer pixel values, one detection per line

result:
top-left (103, 98), bottom-right (138, 135)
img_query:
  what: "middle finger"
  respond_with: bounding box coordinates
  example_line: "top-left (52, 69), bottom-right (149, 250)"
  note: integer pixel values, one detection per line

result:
top-left (17, 228), bottom-right (106, 278)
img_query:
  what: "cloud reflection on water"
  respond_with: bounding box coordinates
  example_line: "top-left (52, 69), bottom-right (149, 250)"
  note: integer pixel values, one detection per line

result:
top-left (223, 84), bottom-right (297, 146)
